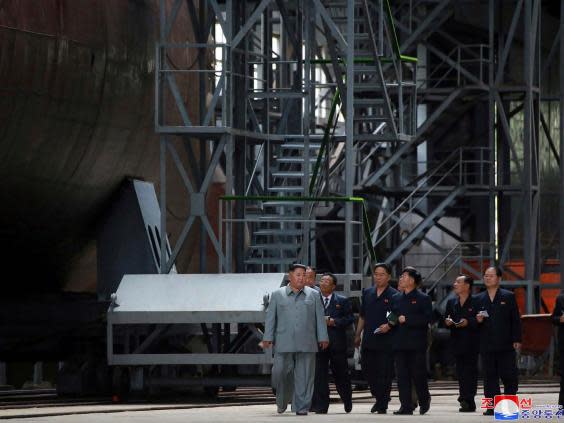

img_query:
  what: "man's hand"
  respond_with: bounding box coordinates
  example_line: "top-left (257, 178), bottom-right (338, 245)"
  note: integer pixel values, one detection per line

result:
top-left (398, 315), bottom-right (406, 324)
top-left (513, 342), bottom-right (522, 352)
top-left (445, 316), bottom-right (454, 327)
top-left (319, 341), bottom-right (329, 350)
top-left (354, 334), bottom-right (361, 348)
top-left (377, 323), bottom-right (390, 334)
top-left (457, 318), bottom-right (468, 328)
top-left (476, 313), bottom-right (484, 323)
top-left (327, 318), bottom-right (336, 327)
top-left (559, 315), bottom-right (564, 323)
top-left (259, 340), bottom-right (272, 349)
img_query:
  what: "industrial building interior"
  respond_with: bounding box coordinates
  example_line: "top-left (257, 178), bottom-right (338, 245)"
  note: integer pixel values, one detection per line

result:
top-left (1, 0), bottom-right (564, 407)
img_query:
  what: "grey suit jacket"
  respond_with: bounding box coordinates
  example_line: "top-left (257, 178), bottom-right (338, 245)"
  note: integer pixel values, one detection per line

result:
top-left (263, 285), bottom-right (329, 352)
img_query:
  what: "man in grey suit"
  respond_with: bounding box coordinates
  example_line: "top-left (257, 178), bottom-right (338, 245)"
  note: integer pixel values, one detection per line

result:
top-left (261, 263), bottom-right (329, 415)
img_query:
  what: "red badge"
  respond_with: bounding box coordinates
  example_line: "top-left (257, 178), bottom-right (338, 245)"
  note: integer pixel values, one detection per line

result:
top-left (411, 300), bottom-right (417, 304)
top-left (384, 299), bottom-right (389, 303)
top-left (468, 308), bottom-right (473, 312)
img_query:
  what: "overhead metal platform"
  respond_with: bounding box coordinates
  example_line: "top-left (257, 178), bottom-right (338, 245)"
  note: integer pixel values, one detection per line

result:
top-left (107, 273), bottom-right (284, 366)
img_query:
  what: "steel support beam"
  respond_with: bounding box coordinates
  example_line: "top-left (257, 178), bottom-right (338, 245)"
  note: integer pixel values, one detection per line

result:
top-left (560, 0), bottom-right (564, 290)
top-left (488, 0), bottom-right (496, 263)
top-left (344, 0), bottom-right (354, 275)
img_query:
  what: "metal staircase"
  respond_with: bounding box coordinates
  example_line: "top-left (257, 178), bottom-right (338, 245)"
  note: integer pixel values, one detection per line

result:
top-left (365, 147), bottom-right (491, 269)
top-left (321, 0), bottom-right (417, 142)
top-left (424, 242), bottom-right (493, 296)
top-left (244, 140), bottom-right (321, 271)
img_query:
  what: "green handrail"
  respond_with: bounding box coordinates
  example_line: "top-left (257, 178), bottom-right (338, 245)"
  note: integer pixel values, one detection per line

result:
top-left (383, 0), bottom-right (418, 62)
top-left (220, 195), bottom-right (376, 263)
top-left (309, 88), bottom-right (341, 196)
top-left (310, 56), bottom-right (416, 65)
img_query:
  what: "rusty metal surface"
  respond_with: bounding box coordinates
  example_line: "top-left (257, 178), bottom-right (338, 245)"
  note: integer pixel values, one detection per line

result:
top-left (0, 1), bottom-right (203, 292)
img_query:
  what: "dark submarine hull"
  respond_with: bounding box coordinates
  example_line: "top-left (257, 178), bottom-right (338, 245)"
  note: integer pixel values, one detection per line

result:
top-left (0, 1), bottom-right (222, 362)
top-left (0, 0), bottom-right (212, 294)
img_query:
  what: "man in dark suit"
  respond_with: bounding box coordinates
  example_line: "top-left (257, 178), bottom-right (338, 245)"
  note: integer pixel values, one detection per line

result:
top-left (305, 266), bottom-right (320, 291)
top-left (444, 274), bottom-right (479, 412)
top-left (354, 262), bottom-right (399, 414)
top-left (551, 293), bottom-right (564, 406)
top-left (391, 266), bottom-right (432, 415)
top-left (310, 273), bottom-right (354, 414)
top-left (475, 266), bottom-right (521, 416)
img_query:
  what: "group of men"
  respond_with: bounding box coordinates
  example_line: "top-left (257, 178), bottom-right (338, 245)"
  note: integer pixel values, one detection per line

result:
top-left (262, 262), bottom-right (523, 416)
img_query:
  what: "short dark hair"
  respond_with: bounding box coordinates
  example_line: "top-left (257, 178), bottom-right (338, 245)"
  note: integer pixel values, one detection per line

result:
top-left (374, 262), bottom-right (392, 275)
top-left (484, 266), bottom-right (502, 277)
top-left (322, 272), bottom-right (337, 285)
top-left (402, 266), bottom-right (422, 285)
top-left (289, 263), bottom-right (307, 271)
top-left (458, 274), bottom-right (474, 288)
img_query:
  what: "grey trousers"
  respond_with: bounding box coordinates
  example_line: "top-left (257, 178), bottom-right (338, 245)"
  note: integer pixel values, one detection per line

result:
top-left (272, 352), bottom-right (316, 413)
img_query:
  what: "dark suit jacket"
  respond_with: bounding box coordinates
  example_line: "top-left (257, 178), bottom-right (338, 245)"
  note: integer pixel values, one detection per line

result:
top-left (475, 288), bottom-right (522, 353)
top-left (444, 295), bottom-right (479, 355)
top-left (322, 293), bottom-right (354, 352)
top-left (391, 288), bottom-right (432, 351)
top-left (551, 293), bottom-right (564, 349)
top-left (360, 285), bottom-right (399, 351)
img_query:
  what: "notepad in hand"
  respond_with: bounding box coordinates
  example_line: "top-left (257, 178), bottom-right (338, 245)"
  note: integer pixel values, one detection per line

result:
top-left (478, 310), bottom-right (489, 318)
top-left (446, 317), bottom-right (464, 326)
top-left (386, 311), bottom-right (398, 326)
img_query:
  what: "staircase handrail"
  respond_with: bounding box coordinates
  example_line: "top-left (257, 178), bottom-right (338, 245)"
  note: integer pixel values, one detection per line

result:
top-left (373, 147), bottom-right (462, 239)
top-left (221, 195), bottom-right (377, 263)
top-left (309, 88), bottom-right (342, 195)
top-left (424, 242), bottom-right (492, 295)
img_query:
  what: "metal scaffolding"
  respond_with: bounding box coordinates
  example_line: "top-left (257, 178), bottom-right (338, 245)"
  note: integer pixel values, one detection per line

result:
top-left (155, 0), bottom-right (561, 312)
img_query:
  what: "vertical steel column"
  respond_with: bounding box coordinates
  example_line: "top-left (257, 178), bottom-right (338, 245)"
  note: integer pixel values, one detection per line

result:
top-left (225, 0), bottom-right (235, 273)
top-left (523, 0), bottom-right (533, 287)
top-left (488, 0), bottom-right (496, 265)
top-left (232, 0), bottom-right (246, 272)
top-left (199, 0), bottom-right (208, 272)
top-left (560, 0), bottom-right (564, 290)
top-left (345, 0), bottom-right (354, 276)
top-left (523, 0), bottom-right (540, 312)
top-left (158, 0), bottom-right (167, 273)
top-left (160, 137), bottom-right (167, 273)
top-left (302, 0), bottom-right (312, 262)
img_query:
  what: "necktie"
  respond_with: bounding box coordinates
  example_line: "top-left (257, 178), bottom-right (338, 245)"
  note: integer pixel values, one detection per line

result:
top-left (324, 297), bottom-right (329, 309)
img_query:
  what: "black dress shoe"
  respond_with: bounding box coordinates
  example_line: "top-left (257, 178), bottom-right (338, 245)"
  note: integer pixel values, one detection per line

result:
top-left (483, 409), bottom-right (494, 416)
top-left (344, 400), bottom-right (352, 413)
top-left (314, 410), bottom-right (327, 414)
top-left (419, 399), bottom-right (431, 415)
top-left (296, 410), bottom-right (308, 416)
top-left (371, 402), bottom-right (388, 414)
top-left (393, 408), bottom-right (413, 415)
top-left (459, 401), bottom-right (476, 413)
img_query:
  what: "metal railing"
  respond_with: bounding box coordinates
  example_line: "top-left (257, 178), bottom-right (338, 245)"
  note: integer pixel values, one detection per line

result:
top-left (400, 147), bottom-right (492, 187)
top-left (423, 242), bottom-right (494, 295)
top-left (372, 147), bottom-right (491, 248)
top-left (218, 196), bottom-right (376, 280)
top-left (417, 44), bottom-right (490, 90)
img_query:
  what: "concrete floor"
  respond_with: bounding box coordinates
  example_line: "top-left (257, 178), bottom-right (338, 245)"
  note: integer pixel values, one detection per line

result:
top-left (2, 382), bottom-right (560, 422)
